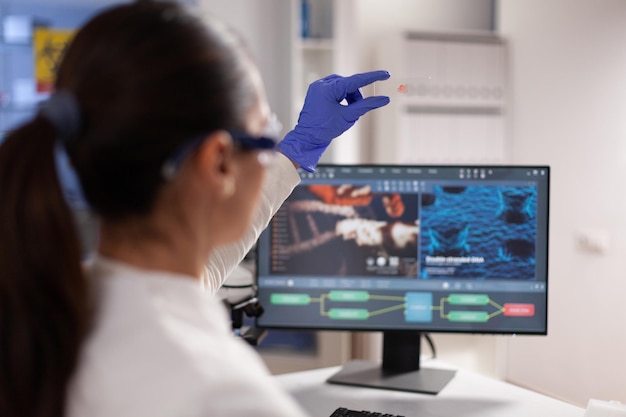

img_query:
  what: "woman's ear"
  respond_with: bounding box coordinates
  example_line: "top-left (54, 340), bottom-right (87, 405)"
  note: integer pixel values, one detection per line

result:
top-left (193, 131), bottom-right (237, 198)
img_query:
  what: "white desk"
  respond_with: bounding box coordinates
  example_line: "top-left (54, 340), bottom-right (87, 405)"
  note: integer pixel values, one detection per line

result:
top-left (276, 360), bottom-right (585, 417)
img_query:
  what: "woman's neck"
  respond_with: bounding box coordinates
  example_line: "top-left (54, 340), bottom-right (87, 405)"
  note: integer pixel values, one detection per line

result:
top-left (97, 216), bottom-right (211, 279)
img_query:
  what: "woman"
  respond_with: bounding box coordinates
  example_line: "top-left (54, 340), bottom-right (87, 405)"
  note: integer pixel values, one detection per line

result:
top-left (0, 2), bottom-right (389, 417)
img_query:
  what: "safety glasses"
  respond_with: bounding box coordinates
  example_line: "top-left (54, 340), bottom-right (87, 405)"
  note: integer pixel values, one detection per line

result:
top-left (161, 130), bottom-right (278, 181)
top-left (229, 132), bottom-right (278, 167)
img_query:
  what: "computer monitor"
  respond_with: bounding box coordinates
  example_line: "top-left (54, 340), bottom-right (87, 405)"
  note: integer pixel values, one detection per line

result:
top-left (256, 164), bottom-right (549, 394)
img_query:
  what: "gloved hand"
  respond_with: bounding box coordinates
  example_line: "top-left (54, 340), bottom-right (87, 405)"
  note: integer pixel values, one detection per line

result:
top-left (277, 70), bottom-right (391, 172)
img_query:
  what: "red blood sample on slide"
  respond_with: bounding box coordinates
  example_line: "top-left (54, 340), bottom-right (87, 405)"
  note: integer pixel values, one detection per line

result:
top-left (370, 77), bottom-right (431, 96)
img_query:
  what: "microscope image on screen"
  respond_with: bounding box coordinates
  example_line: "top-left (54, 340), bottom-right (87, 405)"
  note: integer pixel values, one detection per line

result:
top-left (420, 185), bottom-right (537, 280)
top-left (270, 184), bottom-right (419, 277)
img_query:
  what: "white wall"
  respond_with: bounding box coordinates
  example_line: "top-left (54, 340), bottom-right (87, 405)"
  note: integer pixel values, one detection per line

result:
top-left (354, 0), bottom-right (494, 66)
top-left (346, 0), bottom-right (495, 163)
top-left (498, 0), bottom-right (626, 406)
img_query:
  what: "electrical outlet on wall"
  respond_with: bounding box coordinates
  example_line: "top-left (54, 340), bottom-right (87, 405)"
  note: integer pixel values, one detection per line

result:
top-left (576, 228), bottom-right (610, 254)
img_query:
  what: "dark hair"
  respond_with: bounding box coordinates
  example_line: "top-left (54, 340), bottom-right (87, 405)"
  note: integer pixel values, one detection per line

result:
top-left (0, 2), bottom-right (259, 416)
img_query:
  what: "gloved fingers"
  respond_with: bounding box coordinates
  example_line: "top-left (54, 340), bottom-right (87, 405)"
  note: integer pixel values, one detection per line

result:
top-left (343, 95), bottom-right (390, 122)
top-left (315, 72), bottom-right (390, 103)
top-left (342, 70), bottom-right (391, 93)
top-left (308, 74), bottom-right (345, 102)
top-left (346, 89), bottom-right (363, 105)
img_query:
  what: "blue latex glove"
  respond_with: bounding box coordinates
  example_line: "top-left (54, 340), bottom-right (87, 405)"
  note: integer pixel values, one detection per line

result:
top-left (277, 70), bottom-right (391, 172)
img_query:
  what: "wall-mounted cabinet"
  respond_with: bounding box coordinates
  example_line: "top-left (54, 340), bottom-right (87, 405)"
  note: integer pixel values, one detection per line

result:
top-left (373, 31), bottom-right (509, 164)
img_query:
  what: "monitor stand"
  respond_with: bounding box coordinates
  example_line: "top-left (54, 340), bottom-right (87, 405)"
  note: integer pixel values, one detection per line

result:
top-left (326, 331), bottom-right (456, 395)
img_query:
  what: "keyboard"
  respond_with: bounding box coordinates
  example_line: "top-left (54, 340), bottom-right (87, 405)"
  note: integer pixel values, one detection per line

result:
top-left (329, 407), bottom-right (405, 417)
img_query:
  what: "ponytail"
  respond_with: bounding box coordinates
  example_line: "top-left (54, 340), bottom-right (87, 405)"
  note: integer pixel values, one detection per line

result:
top-left (0, 118), bottom-right (89, 417)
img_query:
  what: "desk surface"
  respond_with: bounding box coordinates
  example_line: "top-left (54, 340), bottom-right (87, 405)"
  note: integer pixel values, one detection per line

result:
top-left (275, 360), bottom-right (585, 417)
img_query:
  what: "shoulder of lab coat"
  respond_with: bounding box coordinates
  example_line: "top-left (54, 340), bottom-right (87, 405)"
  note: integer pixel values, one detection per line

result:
top-left (67, 257), bottom-right (309, 417)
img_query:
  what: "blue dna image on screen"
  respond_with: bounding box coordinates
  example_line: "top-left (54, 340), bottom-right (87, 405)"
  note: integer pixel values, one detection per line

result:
top-left (420, 185), bottom-right (537, 280)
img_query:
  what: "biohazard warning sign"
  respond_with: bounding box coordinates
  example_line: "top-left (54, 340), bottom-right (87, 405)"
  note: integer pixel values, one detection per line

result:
top-left (33, 28), bottom-right (75, 93)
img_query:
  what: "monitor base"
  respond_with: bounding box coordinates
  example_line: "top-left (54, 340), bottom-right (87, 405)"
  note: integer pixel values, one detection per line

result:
top-left (326, 359), bottom-right (456, 395)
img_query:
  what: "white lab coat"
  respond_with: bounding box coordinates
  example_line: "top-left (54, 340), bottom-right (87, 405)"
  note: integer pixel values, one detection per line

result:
top-left (67, 154), bottom-right (309, 417)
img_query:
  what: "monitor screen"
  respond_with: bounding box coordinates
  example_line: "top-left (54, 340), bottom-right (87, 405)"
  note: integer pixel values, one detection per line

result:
top-left (256, 164), bottom-right (549, 393)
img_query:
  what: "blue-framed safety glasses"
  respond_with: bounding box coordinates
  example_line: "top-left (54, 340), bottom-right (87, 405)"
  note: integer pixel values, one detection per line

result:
top-left (161, 131), bottom-right (278, 181)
